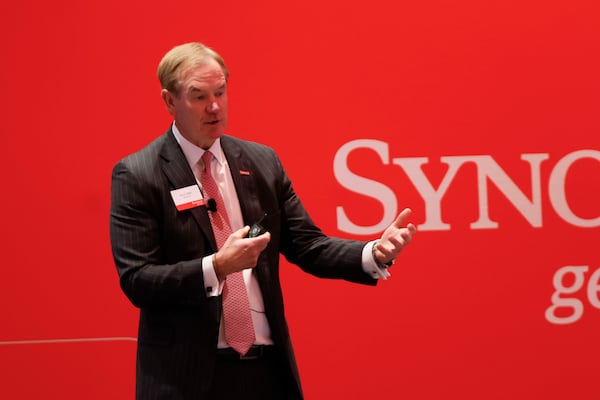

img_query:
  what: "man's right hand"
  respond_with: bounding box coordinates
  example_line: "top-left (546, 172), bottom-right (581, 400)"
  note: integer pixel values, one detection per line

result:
top-left (213, 226), bottom-right (271, 281)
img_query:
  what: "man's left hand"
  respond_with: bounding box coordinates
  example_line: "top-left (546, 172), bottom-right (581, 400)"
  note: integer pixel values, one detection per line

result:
top-left (374, 208), bottom-right (417, 266)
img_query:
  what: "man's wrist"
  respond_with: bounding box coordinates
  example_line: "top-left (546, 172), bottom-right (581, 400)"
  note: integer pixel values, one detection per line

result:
top-left (212, 253), bottom-right (225, 282)
top-left (372, 240), bottom-right (395, 268)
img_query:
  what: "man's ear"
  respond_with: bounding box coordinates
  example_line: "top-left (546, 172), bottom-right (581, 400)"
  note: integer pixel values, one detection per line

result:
top-left (161, 89), bottom-right (176, 116)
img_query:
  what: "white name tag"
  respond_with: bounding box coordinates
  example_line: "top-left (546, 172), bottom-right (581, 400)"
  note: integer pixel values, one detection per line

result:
top-left (170, 185), bottom-right (205, 211)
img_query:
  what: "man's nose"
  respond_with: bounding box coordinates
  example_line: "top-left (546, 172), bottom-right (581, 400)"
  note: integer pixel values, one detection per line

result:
top-left (206, 101), bottom-right (219, 113)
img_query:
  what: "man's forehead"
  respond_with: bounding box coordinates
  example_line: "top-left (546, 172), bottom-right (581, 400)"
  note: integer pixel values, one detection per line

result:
top-left (181, 65), bottom-right (226, 91)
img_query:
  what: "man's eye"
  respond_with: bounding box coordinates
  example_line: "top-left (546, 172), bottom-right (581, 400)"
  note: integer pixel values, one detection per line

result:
top-left (196, 96), bottom-right (206, 100)
top-left (215, 91), bottom-right (224, 97)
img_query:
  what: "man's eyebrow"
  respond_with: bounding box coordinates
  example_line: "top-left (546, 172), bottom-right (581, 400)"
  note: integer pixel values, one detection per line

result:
top-left (188, 84), bottom-right (226, 94)
top-left (188, 86), bottom-right (206, 94)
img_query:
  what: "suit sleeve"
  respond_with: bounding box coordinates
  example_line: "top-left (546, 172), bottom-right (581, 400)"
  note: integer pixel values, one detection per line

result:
top-left (266, 150), bottom-right (377, 286)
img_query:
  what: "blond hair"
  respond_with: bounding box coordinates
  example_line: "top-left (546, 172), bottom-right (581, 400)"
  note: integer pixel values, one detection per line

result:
top-left (157, 42), bottom-right (229, 95)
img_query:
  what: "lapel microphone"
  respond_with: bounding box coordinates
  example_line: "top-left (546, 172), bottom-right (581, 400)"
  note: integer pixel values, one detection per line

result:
top-left (198, 186), bottom-right (218, 212)
top-left (206, 198), bottom-right (217, 212)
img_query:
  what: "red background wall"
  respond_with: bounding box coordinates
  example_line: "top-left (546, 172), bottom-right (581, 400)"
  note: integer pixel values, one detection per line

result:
top-left (1, 0), bottom-right (598, 398)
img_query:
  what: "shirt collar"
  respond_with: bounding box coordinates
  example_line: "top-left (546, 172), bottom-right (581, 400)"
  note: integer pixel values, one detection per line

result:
top-left (171, 122), bottom-right (226, 168)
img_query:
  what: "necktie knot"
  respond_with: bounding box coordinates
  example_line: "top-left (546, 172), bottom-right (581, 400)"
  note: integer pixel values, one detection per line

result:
top-left (201, 151), bottom-right (213, 175)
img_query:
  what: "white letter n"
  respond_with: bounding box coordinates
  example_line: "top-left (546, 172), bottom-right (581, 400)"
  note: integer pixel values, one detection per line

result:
top-left (465, 154), bottom-right (549, 229)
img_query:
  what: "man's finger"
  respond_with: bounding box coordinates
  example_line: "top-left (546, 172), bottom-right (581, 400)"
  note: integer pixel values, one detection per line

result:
top-left (393, 208), bottom-right (413, 228)
top-left (233, 225), bottom-right (251, 238)
top-left (407, 223), bottom-right (417, 235)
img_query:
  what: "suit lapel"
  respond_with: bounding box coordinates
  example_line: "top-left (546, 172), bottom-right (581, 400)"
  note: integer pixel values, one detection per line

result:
top-left (159, 130), bottom-right (217, 251)
top-left (221, 136), bottom-right (262, 225)
top-left (221, 136), bottom-right (273, 290)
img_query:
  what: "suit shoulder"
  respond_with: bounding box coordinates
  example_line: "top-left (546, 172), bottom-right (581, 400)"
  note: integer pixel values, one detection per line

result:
top-left (114, 132), bottom-right (171, 170)
top-left (222, 134), bottom-right (278, 158)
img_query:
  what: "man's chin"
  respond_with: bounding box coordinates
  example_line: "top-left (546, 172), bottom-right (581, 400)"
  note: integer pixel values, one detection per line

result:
top-left (208, 131), bottom-right (225, 140)
top-left (206, 127), bottom-right (226, 139)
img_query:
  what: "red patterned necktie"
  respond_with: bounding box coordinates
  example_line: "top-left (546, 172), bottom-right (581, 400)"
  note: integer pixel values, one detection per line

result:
top-left (200, 151), bottom-right (255, 355)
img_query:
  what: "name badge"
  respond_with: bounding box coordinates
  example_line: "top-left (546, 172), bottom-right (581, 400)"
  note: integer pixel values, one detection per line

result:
top-left (170, 185), bottom-right (205, 211)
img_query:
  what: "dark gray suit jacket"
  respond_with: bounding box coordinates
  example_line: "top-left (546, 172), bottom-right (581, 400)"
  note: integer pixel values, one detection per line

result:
top-left (110, 129), bottom-right (376, 399)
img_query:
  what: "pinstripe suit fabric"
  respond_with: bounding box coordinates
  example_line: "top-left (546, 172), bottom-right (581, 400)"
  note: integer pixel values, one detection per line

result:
top-left (109, 129), bottom-right (376, 399)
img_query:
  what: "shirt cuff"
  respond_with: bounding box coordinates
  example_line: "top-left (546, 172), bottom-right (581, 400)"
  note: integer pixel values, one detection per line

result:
top-left (362, 241), bottom-right (391, 280)
top-left (202, 255), bottom-right (224, 297)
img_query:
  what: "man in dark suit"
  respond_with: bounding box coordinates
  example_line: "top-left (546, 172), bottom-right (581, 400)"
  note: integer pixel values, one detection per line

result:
top-left (110, 42), bottom-right (416, 400)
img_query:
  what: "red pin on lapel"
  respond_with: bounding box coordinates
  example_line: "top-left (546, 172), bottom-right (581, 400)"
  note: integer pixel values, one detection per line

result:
top-left (240, 170), bottom-right (250, 175)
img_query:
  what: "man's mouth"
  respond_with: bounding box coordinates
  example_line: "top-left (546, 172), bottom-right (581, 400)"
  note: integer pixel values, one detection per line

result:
top-left (206, 120), bottom-right (220, 125)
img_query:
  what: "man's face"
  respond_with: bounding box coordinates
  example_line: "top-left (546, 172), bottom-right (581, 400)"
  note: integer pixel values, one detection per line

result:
top-left (162, 58), bottom-right (228, 149)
